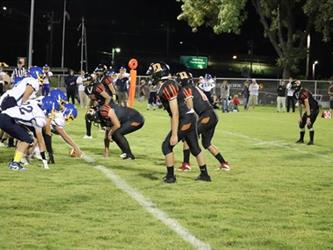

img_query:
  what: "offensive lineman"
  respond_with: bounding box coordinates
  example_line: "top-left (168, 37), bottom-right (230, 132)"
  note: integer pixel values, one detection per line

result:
top-left (176, 71), bottom-right (231, 171)
top-left (146, 62), bottom-right (211, 183)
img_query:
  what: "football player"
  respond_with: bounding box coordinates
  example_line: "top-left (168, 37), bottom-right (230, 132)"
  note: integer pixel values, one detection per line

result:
top-left (99, 101), bottom-right (144, 159)
top-left (146, 62), bottom-right (211, 183)
top-left (292, 80), bottom-right (319, 145)
top-left (0, 66), bottom-right (44, 111)
top-left (0, 96), bottom-right (60, 171)
top-left (83, 65), bottom-right (116, 139)
top-left (176, 71), bottom-right (231, 171)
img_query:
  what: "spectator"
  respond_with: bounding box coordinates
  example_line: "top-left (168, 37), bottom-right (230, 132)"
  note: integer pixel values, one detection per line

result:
top-left (286, 77), bottom-right (295, 112)
top-left (242, 80), bottom-right (250, 110)
top-left (220, 80), bottom-right (230, 112)
top-left (77, 70), bottom-right (90, 108)
top-left (248, 79), bottom-right (259, 109)
top-left (64, 69), bottom-right (77, 104)
top-left (198, 73), bottom-right (215, 105)
top-left (329, 82), bottom-right (333, 113)
top-left (138, 79), bottom-right (149, 101)
top-left (230, 94), bottom-right (240, 112)
top-left (147, 81), bottom-right (158, 110)
top-left (115, 67), bottom-right (129, 107)
top-left (276, 80), bottom-right (286, 112)
top-left (0, 63), bottom-right (10, 96)
top-left (42, 64), bottom-right (53, 96)
top-left (11, 57), bottom-right (27, 86)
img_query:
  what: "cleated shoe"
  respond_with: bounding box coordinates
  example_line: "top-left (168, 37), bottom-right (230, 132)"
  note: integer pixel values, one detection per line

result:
top-left (307, 141), bottom-right (314, 145)
top-left (8, 161), bottom-right (27, 171)
top-left (163, 175), bottom-right (176, 183)
top-left (296, 139), bottom-right (304, 144)
top-left (195, 174), bottom-right (211, 182)
top-left (178, 162), bottom-right (191, 171)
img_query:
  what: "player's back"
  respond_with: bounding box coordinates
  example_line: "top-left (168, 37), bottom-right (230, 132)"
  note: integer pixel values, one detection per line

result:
top-left (10, 77), bottom-right (40, 105)
top-left (188, 85), bottom-right (212, 115)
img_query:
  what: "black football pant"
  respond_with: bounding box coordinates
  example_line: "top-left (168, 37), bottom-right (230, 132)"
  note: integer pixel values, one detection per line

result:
top-left (287, 96), bottom-right (295, 112)
top-left (66, 87), bottom-right (76, 104)
top-left (299, 108), bottom-right (319, 129)
top-left (111, 113), bottom-right (144, 156)
top-left (0, 114), bottom-right (34, 144)
top-left (197, 109), bottom-right (218, 149)
top-left (162, 113), bottom-right (201, 156)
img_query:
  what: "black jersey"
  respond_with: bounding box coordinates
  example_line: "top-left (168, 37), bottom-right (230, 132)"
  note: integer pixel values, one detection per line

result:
top-left (99, 102), bottom-right (142, 125)
top-left (183, 85), bottom-right (212, 115)
top-left (157, 79), bottom-right (192, 117)
top-left (91, 81), bottom-right (113, 105)
top-left (298, 88), bottom-right (319, 110)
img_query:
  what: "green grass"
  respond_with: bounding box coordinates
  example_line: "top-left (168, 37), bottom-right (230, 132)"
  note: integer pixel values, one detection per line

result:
top-left (1, 103), bottom-right (332, 249)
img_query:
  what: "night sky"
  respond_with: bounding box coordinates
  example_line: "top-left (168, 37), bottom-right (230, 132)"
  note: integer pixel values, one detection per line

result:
top-left (1, 0), bottom-right (332, 78)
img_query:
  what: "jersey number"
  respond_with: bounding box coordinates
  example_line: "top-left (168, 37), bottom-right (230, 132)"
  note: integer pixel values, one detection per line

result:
top-left (19, 105), bottom-right (33, 115)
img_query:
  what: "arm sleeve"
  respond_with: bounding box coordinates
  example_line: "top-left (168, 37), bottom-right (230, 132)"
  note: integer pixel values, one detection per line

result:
top-left (182, 87), bottom-right (193, 100)
top-left (95, 83), bottom-right (105, 94)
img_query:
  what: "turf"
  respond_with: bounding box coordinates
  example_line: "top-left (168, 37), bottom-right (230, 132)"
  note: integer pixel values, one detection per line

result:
top-left (0, 103), bottom-right (332, 249)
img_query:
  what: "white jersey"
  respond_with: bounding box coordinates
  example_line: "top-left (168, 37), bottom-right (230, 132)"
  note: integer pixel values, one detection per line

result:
top-left (3, 100), bottom-right (46, 129)
top-left (43, 71), bottom-right (53, 84)
top-left (2, 77), bottom-right (40, 106)
top-left (51, 111), bottom-right (66, 131)
top-left (199, 79), bottom-right (215, 92)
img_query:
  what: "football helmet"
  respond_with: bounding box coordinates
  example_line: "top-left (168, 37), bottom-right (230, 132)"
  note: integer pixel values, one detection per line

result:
top-left (50, 88), bottom-right (68, 106)
top-left (175, 71), bottom-right (194, 87)
top-left (41, 96), bottom-right (61, 114)
top-left (291, 80), bottom-right (302, 92)
top-left (63, 103), bottom-right (78, 121)
top-left (28, 66), bottom-right (44, 83)
top-left (94, 64), bottom-right (107, 74)
top-left (204, 73), bottom-right (212, 80)
top-left (146, 62), bottom-right (170, 85)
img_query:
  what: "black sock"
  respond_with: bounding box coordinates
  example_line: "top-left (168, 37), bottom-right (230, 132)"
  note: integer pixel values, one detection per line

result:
top-left (8, 137), bottom-right (14, 147)
top-left (300, 131), bottom-right (305, 141)
top-left (183, 149), bottom-right (190, 164)
top-left (214, 153), bottom-right (225, 164)
top-left (309, 131), bottom-right (314, 142)
top-left (199, 165), bottom-right (208, 175)
top-left (167, 166), bottom-right (174, 177)
top-left (44, 134), bottom-right (53, 154)
top-left (86, 120), bottom-right (92, 136)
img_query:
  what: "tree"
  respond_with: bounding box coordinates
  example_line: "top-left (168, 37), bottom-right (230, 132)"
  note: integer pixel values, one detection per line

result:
top-left (177, 0), bottom-right (333, 78)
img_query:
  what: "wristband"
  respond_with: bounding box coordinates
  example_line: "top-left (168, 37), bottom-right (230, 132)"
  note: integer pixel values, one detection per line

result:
top-left (40, 151), bottom-right (46, 160)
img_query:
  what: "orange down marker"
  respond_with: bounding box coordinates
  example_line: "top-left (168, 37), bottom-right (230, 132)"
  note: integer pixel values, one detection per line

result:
top-left (127, 58), bottom-right (138, 107)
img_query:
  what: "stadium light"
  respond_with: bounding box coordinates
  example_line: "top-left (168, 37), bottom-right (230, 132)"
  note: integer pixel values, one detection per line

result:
top-left (232, 55), bottom-right (237, 60)
top-left (111, 47), bottom-right (121, 66)
top-left (2, 6), bottom-right (7, 11)
top-left (312, 60), bottom-right (319, 80)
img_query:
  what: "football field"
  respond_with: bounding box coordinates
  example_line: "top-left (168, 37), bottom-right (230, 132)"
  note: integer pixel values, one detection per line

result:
top-left (0, 103), bottom-right (332, 249)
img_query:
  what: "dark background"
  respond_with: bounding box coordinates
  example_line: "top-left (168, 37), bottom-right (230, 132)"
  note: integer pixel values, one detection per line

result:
top-left (1, 0), bottom-right (332, 78)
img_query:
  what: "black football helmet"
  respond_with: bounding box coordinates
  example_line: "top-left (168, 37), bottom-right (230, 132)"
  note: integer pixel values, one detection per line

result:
top-left (291, 80), bottom-right (302, 92)
top-left (94, 64), bottom-right (107, 75)
top-left (146, 62), bottom-right (170, 85)
top-left (175, 71), bottom-right (194, 87)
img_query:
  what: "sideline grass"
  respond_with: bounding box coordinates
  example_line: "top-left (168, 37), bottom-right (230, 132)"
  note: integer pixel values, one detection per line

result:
top-left (0, 103), bottom-right (332, 249)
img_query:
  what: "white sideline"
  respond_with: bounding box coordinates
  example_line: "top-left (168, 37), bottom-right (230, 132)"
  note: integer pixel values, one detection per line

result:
top-left (223, 130), bottom-right (333, 162)
top-left (83, 159), bottom-right (211, 250)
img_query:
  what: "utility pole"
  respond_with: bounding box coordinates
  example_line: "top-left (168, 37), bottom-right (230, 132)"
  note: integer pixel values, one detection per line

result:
top-left (28, 0), bottom-right (35, 67)
top-left (305, 34), bottom-right (311, 79)
top-left (78, 17), bottom-right (88, 72)
top-left (61, 0), bottom-right (67, 70)
top-left (45, 11), bottom-right (56, 65)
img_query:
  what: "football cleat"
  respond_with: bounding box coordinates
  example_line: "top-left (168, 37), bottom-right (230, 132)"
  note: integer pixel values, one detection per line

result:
top-left (163, 175), bottom-right (176, 184)
top-left (296, 139), bottom-right (304, 144)
top-left (8, 161), bottom-right (27, 171)
top-left (120, 153), bottom-right (127, 159)
top-left (195, 174), bottom-right (211, 182)
top-left (307, 141), bottom-right (314, 145)
top-left (178, 162), bottom-right (191, 171)
top-left (83, 135), bottom-right (93, 139)
top-left (219, 161), bottom-right (231, 171)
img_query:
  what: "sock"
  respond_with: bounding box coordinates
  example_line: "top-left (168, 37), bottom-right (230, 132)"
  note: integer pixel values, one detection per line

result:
top-left (299, 131), bottom-right (305, 141)
top-left (86, 120), bottom-right (92, 136)
top-left (309, 130), bottom-right (314, 142)
top-left (183, 149), bottom-right (190, 164)
top-left (13, 151), bottom-right (23, 163)
top-left (199, 165), bottom-right (208, 175)
top-left (8, 137), bottom-right (14, 146)
top-left (214, 153), bottom-right (225, 164)
top-left (167, 166), bottom-right (174, 177)
top-left (44, 134), bottom-right (53, 154)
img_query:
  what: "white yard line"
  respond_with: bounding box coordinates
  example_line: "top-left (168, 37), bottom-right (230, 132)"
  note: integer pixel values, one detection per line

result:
top-left (81, 153), bottom-right (211, 250)
top-left (223, 130), bottom-right (333, 162)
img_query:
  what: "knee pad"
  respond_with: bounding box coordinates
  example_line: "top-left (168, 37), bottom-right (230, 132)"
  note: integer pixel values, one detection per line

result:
top-left (161, 139), bottom-right (173, 156)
